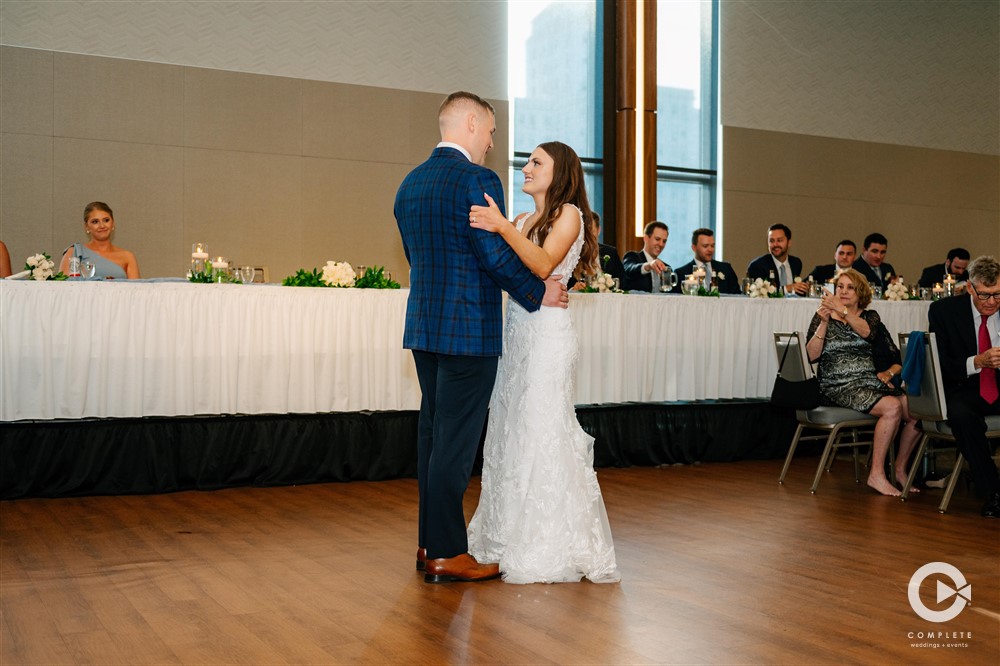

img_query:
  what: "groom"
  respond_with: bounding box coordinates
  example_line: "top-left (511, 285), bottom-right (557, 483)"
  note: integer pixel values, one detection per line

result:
top-left (394, 91), bottom-right (567, 583)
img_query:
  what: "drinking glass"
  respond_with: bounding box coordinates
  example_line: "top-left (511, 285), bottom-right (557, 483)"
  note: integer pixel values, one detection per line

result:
top-left (81, 260), bottom-right (96, 278)
top-left (240, 266), bottom-right (256, 284)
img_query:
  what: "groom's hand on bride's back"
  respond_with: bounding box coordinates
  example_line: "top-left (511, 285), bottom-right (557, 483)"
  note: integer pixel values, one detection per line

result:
top-left (542, 275), bottom-right (569, 308)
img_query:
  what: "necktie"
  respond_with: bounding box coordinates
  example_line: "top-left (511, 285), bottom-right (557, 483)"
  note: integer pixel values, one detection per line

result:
top-left (979, 316), bottom-right (998, 404)
top-left (703, 262), bottom-right (713, 288)
top-left (873, 266), bottom-right (882, 285)
top-left (779, 264), bottom-right (788, 287)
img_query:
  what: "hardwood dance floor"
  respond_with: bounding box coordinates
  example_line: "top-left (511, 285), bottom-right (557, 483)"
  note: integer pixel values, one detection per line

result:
top-left (2, 457), bottom-right (997, 665)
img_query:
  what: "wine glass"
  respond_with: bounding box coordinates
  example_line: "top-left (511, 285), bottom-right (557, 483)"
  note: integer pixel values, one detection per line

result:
top-left (81, 260), bottom-right (96, 278)
top-left (240, 266), bottom-right (256, 284)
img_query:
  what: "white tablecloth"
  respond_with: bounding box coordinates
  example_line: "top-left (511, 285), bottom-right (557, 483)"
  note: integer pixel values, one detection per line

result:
top-left (0, 281), bottom-right (930, 421)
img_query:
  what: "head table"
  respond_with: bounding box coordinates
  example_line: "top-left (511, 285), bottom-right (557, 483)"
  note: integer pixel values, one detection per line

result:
top-left (0, 280), bottom-right (930, 421)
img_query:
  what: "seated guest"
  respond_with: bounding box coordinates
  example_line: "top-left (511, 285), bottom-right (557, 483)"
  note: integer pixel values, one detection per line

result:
top-left (745, 223), bottom-right (808, 295)
top-left (570, 212), bottom-right (623, 290)
top-left (808, 239), bottom-right (856, 284)
top-left (59, 202), bottom-right (140, 279)
top-left (0, 240), bottom-right (11, 278)
top-left (622, 221), bottom-right (671, 292)
top-left (673, 228), bottom-right (740, 294)
top-left (805, 269), bottom-right (921, 496)
top-left (928, 255), bottom-right (1000, 517)
top-left (919, 247), bottom-right (970, 288)
top-left (852, 232), bottom-right (895, 288)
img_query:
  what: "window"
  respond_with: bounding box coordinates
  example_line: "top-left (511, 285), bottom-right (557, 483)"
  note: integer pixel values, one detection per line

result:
top-left (655, 0), bottom-right (719, 270)
top-left (509, 1), bottom-right (604, 226)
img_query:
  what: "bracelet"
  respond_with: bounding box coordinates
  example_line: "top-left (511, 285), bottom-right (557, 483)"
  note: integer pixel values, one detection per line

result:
top-left (814, 335), bottom-right (825, 340)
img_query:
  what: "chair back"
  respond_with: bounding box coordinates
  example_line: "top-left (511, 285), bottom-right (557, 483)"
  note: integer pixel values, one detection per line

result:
top-left (899, 332), bottom-right (948, 422)
top-left (773, 332), bottom-right (813, 381)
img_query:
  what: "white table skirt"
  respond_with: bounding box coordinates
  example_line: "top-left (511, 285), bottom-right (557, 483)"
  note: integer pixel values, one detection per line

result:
top-left (0, 281), bottom-right (930, 421)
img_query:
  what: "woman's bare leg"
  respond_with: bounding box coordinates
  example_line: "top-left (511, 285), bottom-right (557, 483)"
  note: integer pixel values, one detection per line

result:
top-left (867, 396), bottom-right (903, 496)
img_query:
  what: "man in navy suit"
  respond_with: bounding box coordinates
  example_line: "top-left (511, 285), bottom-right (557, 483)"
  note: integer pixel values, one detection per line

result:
top-left (928, 255), bottom-right (1000, 517)
top-left (672, 228), bottom-right (740, 294)
top-left (852, 232), bottom-right (896, 287)
top-left (395, 92), bottom-right (567, 581)
top-left (745, 224), bottom-right (808, 295)
top-left (621, 220), bottom-right (671, 292)
top-left (807, 239), bottom-right (856, 285)
top-left (919, 247), bottom-right (970, 288)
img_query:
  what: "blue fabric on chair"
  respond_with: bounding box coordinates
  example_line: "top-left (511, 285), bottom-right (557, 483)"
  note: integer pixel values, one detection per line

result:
top-left (901, 330), bottom-right (926, 395)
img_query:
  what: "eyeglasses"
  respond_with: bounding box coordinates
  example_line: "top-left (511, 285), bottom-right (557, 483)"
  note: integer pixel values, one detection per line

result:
top-left (971, 285), bottom-right (1000, 302)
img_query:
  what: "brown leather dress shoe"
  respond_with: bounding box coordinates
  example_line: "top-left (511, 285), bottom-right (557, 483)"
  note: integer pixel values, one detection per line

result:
top-left (416, 547), bottom-right (426, 571)
top-left (424, 553), bottom-right (501, 583)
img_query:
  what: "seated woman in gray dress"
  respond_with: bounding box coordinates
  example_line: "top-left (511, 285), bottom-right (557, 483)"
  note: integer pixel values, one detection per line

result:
top-left (58, 202), bottom-right (140, 279)
top-left (804, 268), bottom-right (920, 496)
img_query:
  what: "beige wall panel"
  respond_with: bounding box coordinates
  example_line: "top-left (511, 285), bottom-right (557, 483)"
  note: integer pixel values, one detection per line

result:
top-left (0, 46), bottom-right (52, 136)
top-left (862, 144), bottom-right (1000, 211)
top-left (301, 157), bottom-right (412, 286)
top-left (183, 68), bottom-right (301, 155)
top-left (0, 133), bottom-right (53, 265)
top-left (724, 127), bottom-right (867, 200)
top-left (54, 53), bottom-right (183, 146)
top-left (0, 2), bottom-right (508, 100)
top-left (724, 190), bottom-right (867, 277)
top-left (861, 202), bottom-right (1000, 274)
top-left (53, 138), bottom-right (184, 278)
top-left (721, 0), bottom-right (999, 155)
top-left (183, 148), bottom-right (302, 280)
top-left (302, 83), bottom-right (442, 166)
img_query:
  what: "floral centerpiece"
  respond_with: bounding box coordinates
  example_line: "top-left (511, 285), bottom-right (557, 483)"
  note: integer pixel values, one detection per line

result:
top-left (282, 262), bottom-right (400, 289)
top-left (885, 279), bottom-right (909, 301)
top-left (746, 277), bottom-right (778, 299)
top-left (581, 271), bottom-right (622, 293)
top-left (322, 261), bottom-right (356, 287)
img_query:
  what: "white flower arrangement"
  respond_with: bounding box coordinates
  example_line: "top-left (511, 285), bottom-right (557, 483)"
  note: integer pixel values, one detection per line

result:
top-left (716, 271), bottom-right (725, 281)
top-left (746, 277), bottom-right (777, 299)
top-left (322, 260), bottom-right (355, 287)
top-left (582, 271), bottom-right (622, 293)
top-left (25, 253), bottom-right (57, 280)
top-left (885, 278), bottom-right (909, 301)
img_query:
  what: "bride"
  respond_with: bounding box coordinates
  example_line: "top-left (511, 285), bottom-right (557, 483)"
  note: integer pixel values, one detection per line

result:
top-left (466, 141), bottom-right (620, 584)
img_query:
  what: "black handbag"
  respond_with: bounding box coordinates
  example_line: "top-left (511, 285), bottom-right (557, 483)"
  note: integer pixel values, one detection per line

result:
top-left (770, 336), bottom-right (821, 410)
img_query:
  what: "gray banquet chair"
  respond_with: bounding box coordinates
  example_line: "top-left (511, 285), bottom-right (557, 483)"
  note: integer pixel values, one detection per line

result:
top-left (897, 332), bottom-right (1000, 513)
top-left (774, 331), bottom-right (879, 493)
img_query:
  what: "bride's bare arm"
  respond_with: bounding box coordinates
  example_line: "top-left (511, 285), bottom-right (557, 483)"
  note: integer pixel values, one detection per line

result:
top-left (470, 194), bottom-right (579, 279)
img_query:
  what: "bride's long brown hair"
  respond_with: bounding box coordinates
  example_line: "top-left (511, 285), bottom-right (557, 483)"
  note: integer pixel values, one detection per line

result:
top-left (522, 141), bottom-right (599, 279)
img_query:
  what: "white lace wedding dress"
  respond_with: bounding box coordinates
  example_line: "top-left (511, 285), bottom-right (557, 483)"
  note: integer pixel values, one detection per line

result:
top-left (467, 205), bottom-right (619, 584)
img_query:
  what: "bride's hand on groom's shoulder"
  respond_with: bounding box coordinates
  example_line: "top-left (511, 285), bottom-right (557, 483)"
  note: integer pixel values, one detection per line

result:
top-left (470, 193), bottom-right (511, 236)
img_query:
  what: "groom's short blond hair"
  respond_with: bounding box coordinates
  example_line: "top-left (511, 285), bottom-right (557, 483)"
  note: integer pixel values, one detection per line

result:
top-left (439, 91), bottom-right (495, 120)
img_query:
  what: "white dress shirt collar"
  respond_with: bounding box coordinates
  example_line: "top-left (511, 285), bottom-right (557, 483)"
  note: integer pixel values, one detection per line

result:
top-left (437, 141), bottom-right (472, 162)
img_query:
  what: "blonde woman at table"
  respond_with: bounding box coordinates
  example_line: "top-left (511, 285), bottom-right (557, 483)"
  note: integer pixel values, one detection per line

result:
top-left (59, 202), bottom-right (140, 279)
top-left (465, 141), bottom-right (619, 584)
top-left (805, 269), bottom-right (921, 496)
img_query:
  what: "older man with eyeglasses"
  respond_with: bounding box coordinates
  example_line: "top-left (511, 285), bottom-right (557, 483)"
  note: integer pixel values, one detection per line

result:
top-left (928, 255), bottom-right (1000, 517)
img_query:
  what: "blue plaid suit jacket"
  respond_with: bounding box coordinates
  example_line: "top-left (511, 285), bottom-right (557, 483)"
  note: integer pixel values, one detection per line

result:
top-left (395, 147), bottom-right (544, 356)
